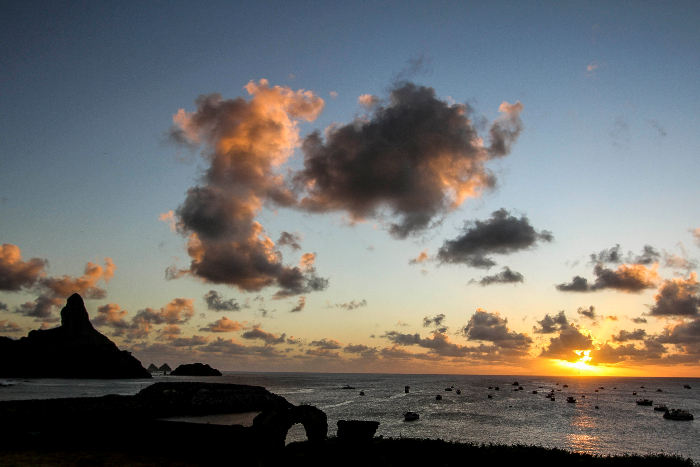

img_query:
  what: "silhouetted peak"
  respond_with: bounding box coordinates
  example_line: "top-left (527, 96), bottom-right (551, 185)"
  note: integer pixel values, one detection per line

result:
top-left (60, 293), bottom-right (95, 335)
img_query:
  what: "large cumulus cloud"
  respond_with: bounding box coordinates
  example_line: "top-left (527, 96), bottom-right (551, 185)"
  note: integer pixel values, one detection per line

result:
top-left (168, 80), bottom-right (328, 296)
top-left (295, 83), bottom-right (523, 238)
top-left (437, 209), bottom-right (552, 268)
top-left (556, 263), bottom-right (659, 293)
top-left (649, 273), bottom-right (700, 316)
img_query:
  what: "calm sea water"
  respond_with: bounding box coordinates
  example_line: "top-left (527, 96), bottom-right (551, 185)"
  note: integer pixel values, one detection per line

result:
top-left (2, 372), bottom-right (699, 461)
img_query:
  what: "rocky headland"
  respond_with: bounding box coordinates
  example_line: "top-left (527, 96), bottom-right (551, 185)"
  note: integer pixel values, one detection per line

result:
top-left (0, 293), bottom-right (151, 378)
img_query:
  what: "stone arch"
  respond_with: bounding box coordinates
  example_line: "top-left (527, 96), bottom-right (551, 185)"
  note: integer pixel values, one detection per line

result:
top-left (252, 405), bottom-right (327, 450)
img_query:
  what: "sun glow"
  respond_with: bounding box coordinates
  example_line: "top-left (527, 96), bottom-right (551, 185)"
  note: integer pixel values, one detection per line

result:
top-left (556, 350), bottom-right (599, 373)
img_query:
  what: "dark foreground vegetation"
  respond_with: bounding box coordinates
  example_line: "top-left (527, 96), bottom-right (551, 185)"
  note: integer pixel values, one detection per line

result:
top-left (0, 437), bottom-right (693, 467)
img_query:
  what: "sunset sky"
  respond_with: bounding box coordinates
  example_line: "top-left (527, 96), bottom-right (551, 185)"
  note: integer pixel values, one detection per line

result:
top-left (1, 1), bottom-right (699, 376)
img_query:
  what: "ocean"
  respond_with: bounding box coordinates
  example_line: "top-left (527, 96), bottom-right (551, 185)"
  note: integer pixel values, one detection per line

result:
top-left (1, 372), bottom-right (699, 461)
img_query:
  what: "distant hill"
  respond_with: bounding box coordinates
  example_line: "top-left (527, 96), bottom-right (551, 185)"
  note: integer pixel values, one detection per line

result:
top-left (0, 294), bottom-right (151, 379)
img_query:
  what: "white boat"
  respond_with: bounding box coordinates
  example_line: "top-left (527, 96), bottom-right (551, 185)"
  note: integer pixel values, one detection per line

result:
top-left (663, 409), bottom-right (694, 421)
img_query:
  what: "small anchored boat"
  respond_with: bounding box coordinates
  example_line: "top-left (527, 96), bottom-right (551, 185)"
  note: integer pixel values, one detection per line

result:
top-left (663, 409), bottom-right (694, 421)
top-left (404, 411), bottom-right (419, 421)
top-left (636, 399), bottom-right (653, 406)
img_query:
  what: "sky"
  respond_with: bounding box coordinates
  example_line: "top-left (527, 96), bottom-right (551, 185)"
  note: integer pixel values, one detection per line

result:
top-left (1, 0), bottom-right (699, 377)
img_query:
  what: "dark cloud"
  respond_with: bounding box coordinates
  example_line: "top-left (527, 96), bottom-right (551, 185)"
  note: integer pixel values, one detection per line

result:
top-left (0, 243), bottom-right (47, 291)
top-left (461, 309), bottom-right (532, 349)
top-left (0, 319), bottom-right (22, 333)
top-left (329, 299), bottom-right (368, 310)
top-left (309, 338), bottom-right (342, 350)
top-left (133, 298), bottom-right (195, 326)
top-left (592, 341), bottom-right (664, 364)
top-left (381, 331), bottom-right (422, 346)
top-left (631, 317), bottom-right (648, 324)
top-left (649, 273), bottom-right (700, 316)
top-left (556, 263), bottom-right (659, 293)
top-left (437, 209), bottom-right (552, 268)
top-left (277, 231), bottom-right (302, 250)
top-left (656, 318), bottom-right (700, 345)
top-left (14, 296), bottom-right (63, 321)
top-left (533, 311), bottom-right (569, 334)
top-left (589, 244), bottom-right (660, 266)
top-left (169, 335), bottom-right (208, 347)
top-left (577, 305), bottom-right (598, 322)
top-left (611, 329), bottom-right (646, 343)
top-left (343, 343), bottom-right (378, 358)
top-left (295, 83), bottom-right (523, 239)
top-left (289, 296), bottom-right (306, 313)
top-left (470, 267), bottom-right (524, 286)
top-left (167, 80), bottom-right (328, 296)
top-left (240, 324), bottom-right (286, 345)
top-left (305, 348), bottom-right (341, 358)
top-left (198, 337), bottom-right (283, 356)
top-left (422, 314), bottom-right (446, 328)
top-left (539, 324), bottom-right (595, 362)
top-left (92, 303), bottom-right (133, 335)
top-left (203, 290), bottom-right (242, 312)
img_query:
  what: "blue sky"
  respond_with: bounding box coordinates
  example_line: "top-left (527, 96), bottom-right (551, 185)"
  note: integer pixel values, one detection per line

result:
top-left (1, 1), bottom-right (699, 375)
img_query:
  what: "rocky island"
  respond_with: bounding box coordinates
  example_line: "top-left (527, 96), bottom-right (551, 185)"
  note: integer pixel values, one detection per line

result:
top-left (170, 362), bottom-right (222, 376)
top-left (0, 293), bottom-right (151, 378)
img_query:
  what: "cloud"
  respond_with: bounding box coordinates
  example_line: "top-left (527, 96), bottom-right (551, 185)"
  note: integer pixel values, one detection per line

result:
top-left (358, 94), bottom-right (379, 109)
top-left (664, 249), bottom-right (698, 272)
top-left (241, 324), bottom-right (286, 344)
top-left (277, 231), bottom-right (302, 250)
top-left (631, 317), bottom-right (648, 324)
top-left (198, 317), bottom-right (247, 333)
top-left (577, 305), bottom-right (598, 322)
top-left (589, 244), bottom-right (660, 265)
top-left (39, 258), bottom-right (116, 300)
top-left (539, 324), bottom-right (595, 362)
top-left (295, 83), bottom-right (524, 239)
top-left (290, 296), bottom-right (306, 313)
top-left (691, 228), bottom-right (700, 247)
top-left (198, 337), bottom-right (283, 356)
top-left (533, 311), bottom-right (569, 334)
top-left (329, 299), bottom-right (367, 310)
top-left (470, 267), bottom-right (524, 286)
top-left (329, 91), bottom-right (338, 99)
top-left (92, 303), bottom-right (131, 334)
top-left (437, 209), bottom-right (552, 268)
top-left (556, 263), bottom-right (659, 293)
top-left (591, 340), bottom-right (664, 364)
top-left (343, 343), bottom-right (378, 359)
top-left (647, 119), bottom-right (667, 137)
top-left (159, 210), bottom-right (177, 231)
top-left (408, 249), bottom-right (429, 265)
top-left (169, 335), bottom-right (209, 347)
top-left (13, 295), bottom-right (63, 321)
top-left (610, 116), bottom-right (629, 147)
top-left (168, 80), bottom-right (328, 296)
top-left (587, 62), bottom-right (599, 72)
top-left (305, 348), bottom-right (340, 358)
top-left (0, 319), bottom-right (22, 333)
top-left (460, 309), bottom-right (532, 349)
top-left (308, 338), bottom-right (342, 349)
top-left (381, 331), bottom-right (422, 346)
top-left (423, 313), bottom-right (446, 328)
top-left (133, 298), bottom-right (195, 326)
top-left (649, 273), bottom-right (700, 316)
top-left (611, 328), bottom-right (646, 342)
top-left (0, 243), bottom-right (47, 291)
top-left (203, 290), bottom-right (242, 312)
top-left (656, 318), bottom-right (700, 345)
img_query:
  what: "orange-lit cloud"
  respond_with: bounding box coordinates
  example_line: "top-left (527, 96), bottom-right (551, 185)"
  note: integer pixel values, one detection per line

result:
top-left (199, 316), bottom-right (248, 333)
top-left (0, 243), bottom-right (47, 291)
top-left (409, 249), bottom-right (429, 265)
top-left (649, 272), bottom-right (700, 316)
top-left (557, 263), bottom-right (660, 293)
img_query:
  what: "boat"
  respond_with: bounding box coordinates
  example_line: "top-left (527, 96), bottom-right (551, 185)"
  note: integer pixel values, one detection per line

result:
top-left (663, 409), bottom-right (694, 420)
top-left (532, 390), bottom-right (538, 394)
top-left (359, 391), bottom-right (365, 396)
top-left (563, 384), bottom-right (569, 388)
top-left (445, 387), bottom-right (453, 391)
top-left (488, 386), bottom-right (493, 389)
top-left (405, 385), bottom-right (410, 393)
top-left (495, 386), bottom-right (500, 391)
top-left (435, 394), bottom-right (442, 400)
top-left (550, 397), bottom-right (555, 401)
top-left (404, 411), bottom-right (419, 421)
top-left (684, 384), bottom-right (691, 389)
top-left (342, 385), bottom-right (355, 389)
top-left (633, 391), bottom-right (637, 395)
top-left (456, 389), bottom-right (461, 395)
top-left (512, 381), bottom-right (519, 386)
top-left (518, 386), bottom-right (524, 390)
top-left (657, 389), bottom-right (663, 392)
top-left (566, 396), bottom-right (576, 403)
top-left (636, 399), bottom-right (653, 406)
top-left (654, 404), bottom-right (668, 411)
top-left (487, 394), bottom-right (493, 399)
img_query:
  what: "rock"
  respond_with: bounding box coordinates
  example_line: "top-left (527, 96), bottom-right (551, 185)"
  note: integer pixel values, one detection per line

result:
top-left (0, 293), bottom-right (151, 379)
top-left (253, 405), bottom-right (328, 450)
top-left (336, 420), bottom-right (380, 443)
top-left (170, 363), bottom-right (222, 376)
top-left (158, 363), bottom-right (172, 374)
top-left (147, 363), bottom-right (159, 373)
